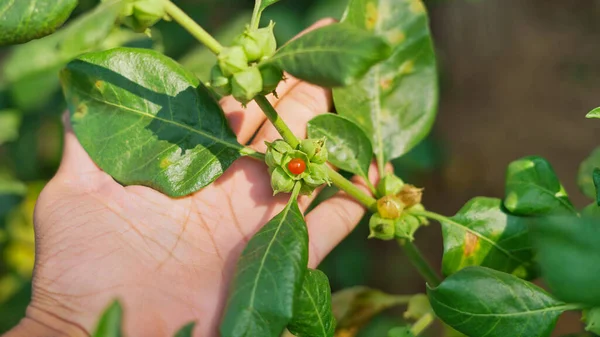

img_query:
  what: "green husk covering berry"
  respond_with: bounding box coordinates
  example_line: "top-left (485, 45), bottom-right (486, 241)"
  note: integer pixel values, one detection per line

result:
top-left (231, 67), bottom-right (263, 104)
top-left (369, 214), bottom-right (396, 240)
top-left (210, 65), bottom-right (231, 97)
top-left (118, 0), bottom-right (168, 32)
top-left (233, 22), bottom-right (277, 62)
top-left (271, 166), bottom-right (295, 195)
top-left (376, 173), bottom-right (404, 197)
top-left (265, 139), bottom-right (332, 195)
top-left (218, 46), bottom-right (248, 77)
top-left (300, 138), bottom-right (328, 164)
top-left (259, 65), bottom-right (284, 95)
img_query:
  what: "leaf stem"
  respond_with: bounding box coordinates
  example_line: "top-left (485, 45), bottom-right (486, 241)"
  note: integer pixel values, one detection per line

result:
top-left (163, 0), bottom-right (223, 55)
top-left (410, 312), bottom-right (435, 336)
top-left (327, 167), bottom-right (378, 212)
top-left (253, 96), bottom-right (378, 212)
top-left (240, 147), bottom-right (265, 160)
top-left (408, 209), bottom-right (449, 225)
top-left (398, 239), bottom-right (441, 287)
top-left (254, 95), bottom-right (300, 148)
top-left (290, 181), bottom-right (302, 201)
top-left (250, 1), bottom-right (262, 31)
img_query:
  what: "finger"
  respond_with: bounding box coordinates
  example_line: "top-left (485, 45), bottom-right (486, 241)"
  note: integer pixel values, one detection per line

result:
top-left (220, 18), bottom-right (336, 145)
top-left (56, 112), bottom-right (102, 177)
top-left (305, 163), bottom-right (392, 267)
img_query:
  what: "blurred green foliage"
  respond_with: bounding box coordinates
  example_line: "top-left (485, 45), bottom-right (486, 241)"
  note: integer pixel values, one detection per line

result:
top-left (0, 0), bottom-right (443, 333)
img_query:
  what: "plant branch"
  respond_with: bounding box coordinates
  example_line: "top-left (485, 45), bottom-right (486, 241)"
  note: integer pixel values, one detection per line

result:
top-left (398, 239), bottom-right (441, 287)
top-left (327, 168), bottom-right (378, 212)
top-left (240, 147), bottom-right (265, 160)
top-left (254, 95), bottom-right (300, 148)
top-left (410, 312), bottom-right (435, 336)
top-left (408, 209), bottom-right (451, 227)
top-left (250, 1), bottom-right (262, 31)
top-left (163, 0), bottom-right (223, 55)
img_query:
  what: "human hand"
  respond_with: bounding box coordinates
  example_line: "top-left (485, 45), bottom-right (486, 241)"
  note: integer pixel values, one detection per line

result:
top-left (5, 20), bottom-right (380, 337)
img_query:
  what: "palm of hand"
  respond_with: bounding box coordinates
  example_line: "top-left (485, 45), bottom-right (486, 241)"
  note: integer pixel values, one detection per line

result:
top-left (21, 60), bottom-right (374, 337)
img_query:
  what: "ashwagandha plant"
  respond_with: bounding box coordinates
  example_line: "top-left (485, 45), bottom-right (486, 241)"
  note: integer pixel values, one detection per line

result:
top-left (3, 0), bottom-right (600, 336)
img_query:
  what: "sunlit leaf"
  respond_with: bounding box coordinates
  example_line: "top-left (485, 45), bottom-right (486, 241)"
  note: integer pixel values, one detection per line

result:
top-left (429, 267), bottom-right (574, 337)
top-left (439, 197), bottom-right (536, 279)
top-left (504, 156), bottom-right (575, 216)
top-left (61, 48), bottom-right (246, 197)
top-left (333, 0), bottom-right (438, 164)
top-left (586, 107), bottom-right (600, 119)
top-left (0, 0), bottom-right (77, 45)
top-left (307, 114), bottom-right (373, 180)
top-left (266, 23), bottom-right (391, 87)
top-left (220, 198), bottom-right (308, 337)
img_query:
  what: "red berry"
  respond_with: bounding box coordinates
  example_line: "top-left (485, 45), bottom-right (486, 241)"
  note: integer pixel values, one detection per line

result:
top-left (287, 158), bottom-right (306, 175)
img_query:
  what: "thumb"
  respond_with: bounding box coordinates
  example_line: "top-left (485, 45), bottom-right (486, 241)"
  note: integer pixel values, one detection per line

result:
top-left (57, 111), bottom-right (101, 177)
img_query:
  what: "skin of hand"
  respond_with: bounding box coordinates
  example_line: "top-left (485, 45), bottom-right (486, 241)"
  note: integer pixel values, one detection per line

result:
top-left (4, 19), bottom-right (382, 337)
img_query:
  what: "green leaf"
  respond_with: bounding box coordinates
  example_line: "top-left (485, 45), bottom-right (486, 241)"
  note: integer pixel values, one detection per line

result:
top-left (93, 300), bottom-right (123, 337)
top-left (332, 286), bottom-right (410, 332)
top-left (307, 114), bottom-right (373, 180)
top-left (0, 0), bottom-right (77, 45)
top-left (594, 168), bottom-right (600, 205)
top-left (577, 146), bottom-right (600, 200)
top-left (0, 110), bottom-right (22, 145)
top-left (173, 322), bottom-right (196, 337)
top-left (257, 0), bottom-right (280, 14)
top-left (388, 327), bottom-right (415, 337)
top-left (220, 198), bottom-right (308, 337)
top-left (288, 269), bottom-right (336, 337)
top-left (439, 197), bottom-right (537, 279)
top-left (265, 23), bottom-right (391, 87)
top-left (61, 47), bottom-right (245, 197)
top-left (504, 156), bottom-right (575, 215)
top-left (333, 0), bottom-right (438, 164)
top-left (2, 0), bottom-right (147, 111)
top-left (428, 267), bottom-right (574, 337)
top-left (179, 12), bottom-right (251, 83)
top-left (530, 215), bottom-right (600, 306)
top-left (586, 107), bottom-right (600, 118)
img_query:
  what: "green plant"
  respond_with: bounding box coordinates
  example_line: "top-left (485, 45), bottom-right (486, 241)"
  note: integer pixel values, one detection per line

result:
top-left (2, 0), bottom-right (600, 336)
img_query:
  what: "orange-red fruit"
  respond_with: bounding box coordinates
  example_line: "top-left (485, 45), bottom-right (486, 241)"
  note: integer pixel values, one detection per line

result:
top-left (287, 158), bottom-right (306, 175)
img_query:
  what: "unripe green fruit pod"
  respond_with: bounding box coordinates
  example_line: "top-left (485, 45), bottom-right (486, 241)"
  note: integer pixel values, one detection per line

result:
top-left (210, 65), bottom-right (232, 97)
top-left (265, 139), bottom-right (292, 168)
top-left (259, 65), bottom-right (284, 95)
top-left (231, 67), bottom-right (263, 104)
top-left (256, 21), bottom-right (277, 58)
top-left (300, 137), bottom-right (328, 164)
top-left (407, 203), bottom-right (429, 225)
top-left (218, 46), bottom-right (249, 77)
top-left (271, 167), bottom-right (295, 195)
top-left (377, 195), bottom-right (405, 219)
top-left (394, 213), bottom-right (421, 241)
top-left (369, 213), bottom-right (396, 240)
top-left (233, 30), bottom-right (263, 62)
top-left (119, 0), bottom-right (167, 33)
top-left (303, 163), bottom-right (330, 188)
top-left (377, 173), bottom-right (404, 197)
